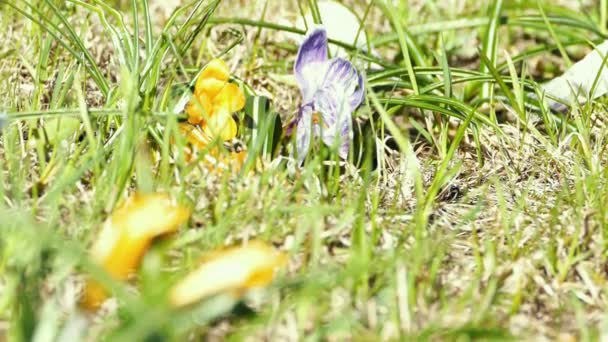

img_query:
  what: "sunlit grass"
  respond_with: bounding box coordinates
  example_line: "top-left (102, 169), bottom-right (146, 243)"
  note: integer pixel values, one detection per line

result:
top-left (1, 0), bottom-right (608, 340)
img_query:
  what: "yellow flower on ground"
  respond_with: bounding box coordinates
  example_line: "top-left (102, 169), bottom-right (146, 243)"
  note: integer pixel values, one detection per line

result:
top-left (185, 58), bottom-right (245, 142)
top-left (169, 241), bottom-right (287, 307)
top-left (81, 193), bottom-right (191, 310)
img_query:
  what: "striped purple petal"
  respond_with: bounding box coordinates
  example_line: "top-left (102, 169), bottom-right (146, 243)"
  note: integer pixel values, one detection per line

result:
top-left (292, 27), bottom-right (364, 164)
top-left (338, 117), bottom-right (352, 159)
top-left (314, 90), bottom-right (339, 130)
top-left (295, 105), bottom-right (314, 165)
top-left (317, 98), bottom-right (352, 159)
top-left (294, 28), bottom-right (329, 102)
top-left (320, 58), bottom-right (364, 111)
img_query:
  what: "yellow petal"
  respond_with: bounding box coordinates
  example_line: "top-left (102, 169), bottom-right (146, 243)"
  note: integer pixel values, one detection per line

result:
top-left (202, 108), bottom-right (237, 141)
top-left (197, 78), bottom-right (227, 99)
top-left (179, 123), bottom-right (210, 150)
top-left (81, 193), bottom-right (191, 311)
top-left (110, 193), bottom-right (191, 239)
top-left (195, 58), bottom-right (229, 93)
top-left (178, 123), bottom-right (247, 173)
top-left (81, 224), bottom-right (151, 310)
top-left (185, 92), bottom-right (213, 125)
top-left (213, 83), bottom-right (245, 113)
top-left (169, 241), bottom-right (286, 307)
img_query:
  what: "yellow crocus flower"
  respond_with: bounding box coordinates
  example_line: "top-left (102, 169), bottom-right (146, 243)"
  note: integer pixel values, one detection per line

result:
top-left (185, 59), bottom-right (245, 142)
top-left (179, 123), bottom-right (248, 173)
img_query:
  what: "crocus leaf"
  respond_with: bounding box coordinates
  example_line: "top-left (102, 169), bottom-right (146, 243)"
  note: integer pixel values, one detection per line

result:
top-left (244, 96), bottom-right (282, 161)
top-left (351, 119), bottom-right (378, 171)
top-left (169, 241), bottom-right (286, 307)
top-left (542, 40), bottom-right (608, 111)
top-left (171, 83), bottom-right (192, 115)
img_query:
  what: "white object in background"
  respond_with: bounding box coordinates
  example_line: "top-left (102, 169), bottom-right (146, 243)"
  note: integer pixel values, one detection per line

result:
top-left (542, 40), bottom-right (608, 110)
top-left (0, 112), bottom-right (6, 131)
top-left (284, 1), bottom-right (369, 58)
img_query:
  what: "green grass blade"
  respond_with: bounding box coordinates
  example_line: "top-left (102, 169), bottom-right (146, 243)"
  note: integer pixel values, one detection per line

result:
top-left (480, 0), bottom-right (503, 100)
top-left (380, 1), bottom-right (419, 94)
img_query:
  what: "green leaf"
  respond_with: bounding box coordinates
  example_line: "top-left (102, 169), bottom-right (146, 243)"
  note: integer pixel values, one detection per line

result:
top-left (42, 117), bottom-right (82, 146)
top-left (479, 0), bottom-right (503, 100)
top-left (243, 96), bottom-right (283, 164)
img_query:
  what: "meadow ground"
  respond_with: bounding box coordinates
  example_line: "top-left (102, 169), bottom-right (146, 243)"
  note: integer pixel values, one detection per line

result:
top-left (2, 0), bottom-right (608, 341)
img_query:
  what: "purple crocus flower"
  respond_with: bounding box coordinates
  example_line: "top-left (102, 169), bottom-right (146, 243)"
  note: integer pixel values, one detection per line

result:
top-left (293, 27), bottom-right (364, 164)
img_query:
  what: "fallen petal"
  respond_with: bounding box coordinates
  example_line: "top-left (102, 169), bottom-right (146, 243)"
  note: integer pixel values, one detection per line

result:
top-left (81, 193), bottom-right (191, 310)
top-left (169, 241), bottom-right (286, 307)
top-left (108, 193), bottom-right (190, 240)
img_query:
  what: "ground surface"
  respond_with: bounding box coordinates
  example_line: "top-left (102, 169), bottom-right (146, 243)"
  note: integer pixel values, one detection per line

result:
top-left (1, 0), bottom-right (608, 341)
